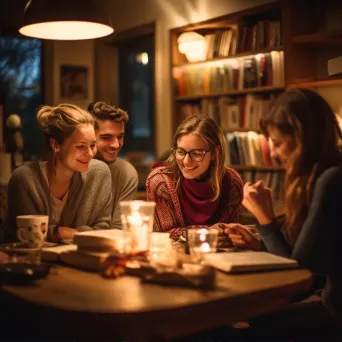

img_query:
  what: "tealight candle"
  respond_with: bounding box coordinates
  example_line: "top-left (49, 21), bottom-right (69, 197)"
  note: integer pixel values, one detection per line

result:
top-left (187, 227), bottom-right (219, 262)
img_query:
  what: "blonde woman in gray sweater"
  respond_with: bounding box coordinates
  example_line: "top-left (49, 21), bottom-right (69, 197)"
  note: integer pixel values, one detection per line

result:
top-left (1, 104), bottom-right (112, 243)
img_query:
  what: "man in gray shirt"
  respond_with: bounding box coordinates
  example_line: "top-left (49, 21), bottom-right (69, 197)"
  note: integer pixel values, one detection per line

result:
top-left (88, 102), bottom-right (138, 229)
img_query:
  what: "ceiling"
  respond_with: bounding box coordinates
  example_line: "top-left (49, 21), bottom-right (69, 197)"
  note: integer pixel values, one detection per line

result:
top-left (0, 0), bottom-right (115, 35)
top-left (0, 0), bottom-right (27, 33)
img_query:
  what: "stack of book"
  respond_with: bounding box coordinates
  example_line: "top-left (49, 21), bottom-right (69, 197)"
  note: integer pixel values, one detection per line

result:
top-left (42, 230), bottom-right (124, 271)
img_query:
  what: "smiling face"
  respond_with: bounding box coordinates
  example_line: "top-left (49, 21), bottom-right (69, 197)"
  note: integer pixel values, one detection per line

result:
top-left (95, 120), bottom-right (124, 163)
top-left (176, 133), bottom-right (213, 180)
top-left (56, 124), bottom-right (96, 173)
top-left (267, 124), bottom-right (296, 168)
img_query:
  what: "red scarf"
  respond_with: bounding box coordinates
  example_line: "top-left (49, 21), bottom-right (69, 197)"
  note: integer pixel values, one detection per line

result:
top-left (178, 172), bottom-right (229, 226)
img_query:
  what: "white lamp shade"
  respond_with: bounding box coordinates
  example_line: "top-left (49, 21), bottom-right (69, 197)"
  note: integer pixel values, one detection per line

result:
top-left (177, 32), bottom-right (206, 62)
top-left (19, 0), bottom-right (114, 40)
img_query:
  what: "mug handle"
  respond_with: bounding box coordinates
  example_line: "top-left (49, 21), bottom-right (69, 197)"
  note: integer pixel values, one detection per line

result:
top-left (17, 228), bottom-right (29, 243)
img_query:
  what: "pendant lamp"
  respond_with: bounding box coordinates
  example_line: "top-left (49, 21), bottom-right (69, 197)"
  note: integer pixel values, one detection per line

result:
top-left (19, 0), bottom-right (114, 40)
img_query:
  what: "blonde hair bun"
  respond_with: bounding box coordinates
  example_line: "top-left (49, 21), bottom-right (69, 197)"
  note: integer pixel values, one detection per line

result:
top-left (36, 104), bottom-right (94, 145)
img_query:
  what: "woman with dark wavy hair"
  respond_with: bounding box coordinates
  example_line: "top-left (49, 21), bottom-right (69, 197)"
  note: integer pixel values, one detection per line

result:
top-left (146, 115), bottom-right (243, 241)
top-left (224, 88), bottom-right (342, 339)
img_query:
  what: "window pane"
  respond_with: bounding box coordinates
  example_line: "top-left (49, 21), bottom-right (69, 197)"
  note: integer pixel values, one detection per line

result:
top-left (0, 37), bottom-right (43, 161)
top-left (118, 34), bottom-right (155, 159)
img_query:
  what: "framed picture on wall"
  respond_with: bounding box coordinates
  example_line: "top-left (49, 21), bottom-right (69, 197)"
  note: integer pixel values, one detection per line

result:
top-left (60, 65), bottom-right (88, 100)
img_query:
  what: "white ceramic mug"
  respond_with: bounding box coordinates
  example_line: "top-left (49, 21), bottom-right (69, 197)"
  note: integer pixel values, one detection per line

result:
top-left (16, 215), bottom-right (49, 248)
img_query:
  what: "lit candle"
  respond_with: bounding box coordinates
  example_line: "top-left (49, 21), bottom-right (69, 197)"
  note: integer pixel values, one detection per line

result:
top-left (199, 242), bottom-right (210, 253)
top-left (199, 228), bottom-right (208, 242)
top-left (129, 211), bottom-right (148, 252)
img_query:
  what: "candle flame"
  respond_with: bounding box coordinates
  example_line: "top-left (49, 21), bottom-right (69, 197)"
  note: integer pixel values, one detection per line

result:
top-left (200, 242), bottom-right (210, 253)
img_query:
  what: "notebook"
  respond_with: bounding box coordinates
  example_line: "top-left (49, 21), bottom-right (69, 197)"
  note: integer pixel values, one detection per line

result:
top-left (203, 251), bottom-right (298, 273)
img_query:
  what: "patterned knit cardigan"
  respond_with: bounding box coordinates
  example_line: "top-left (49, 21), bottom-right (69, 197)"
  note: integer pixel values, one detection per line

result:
top-left (146, 165), bottom-right (243, 240)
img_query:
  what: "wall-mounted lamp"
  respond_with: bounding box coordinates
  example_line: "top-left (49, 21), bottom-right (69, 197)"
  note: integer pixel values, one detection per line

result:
top-left (19, 0), bottom-right (114, 40)
top-left (136, 52), bottom-right (149, 65)
top-left (177, 32), bottom-right (206, 62)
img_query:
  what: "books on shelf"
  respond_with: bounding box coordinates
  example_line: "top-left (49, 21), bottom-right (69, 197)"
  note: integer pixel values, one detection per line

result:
top-left (239, 20), bottom-right (282, 53)
top-left (226, 131), bottom-right (281, 167)
top-left (173, 50), bottom-right (284, 97)
top-left (205, 26), bottom-right (238, 59)
top-left (178, 93), bottom-right (274, 130)
top-left (235, 169), bottom-right (285, 201)
top-left (204, 251), bottom-right (298, 273)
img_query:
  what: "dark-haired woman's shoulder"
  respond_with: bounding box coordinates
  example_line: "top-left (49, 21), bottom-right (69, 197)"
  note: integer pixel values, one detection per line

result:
top-left (316, 165), bottom-right (342, 189)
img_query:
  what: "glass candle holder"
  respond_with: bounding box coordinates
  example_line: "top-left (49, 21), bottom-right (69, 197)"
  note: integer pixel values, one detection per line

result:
top-left (149, 232), bottom-right (178, 269)
top-left (120, 200), bottom-right (156, 254)
top-left (187, 227), bottom-right (219, 262)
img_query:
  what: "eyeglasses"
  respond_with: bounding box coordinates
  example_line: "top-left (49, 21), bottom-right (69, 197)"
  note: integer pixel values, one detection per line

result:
top-left (171, 147), bottom-right (211, 162)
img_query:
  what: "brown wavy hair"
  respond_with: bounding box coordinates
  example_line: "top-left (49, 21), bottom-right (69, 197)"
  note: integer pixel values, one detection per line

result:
top-left (166, 115), bottom-right (228, 201)
top-left (260, 88), bottom-right (342, 244)
top-left (87, 101), bottom-right (128, 130)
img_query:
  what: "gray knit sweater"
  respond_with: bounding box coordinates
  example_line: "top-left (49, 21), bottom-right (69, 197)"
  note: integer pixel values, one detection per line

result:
top-left (1, 159), bottom-right (112, 242)
top-left (108, 158), bottom-right (138, 229)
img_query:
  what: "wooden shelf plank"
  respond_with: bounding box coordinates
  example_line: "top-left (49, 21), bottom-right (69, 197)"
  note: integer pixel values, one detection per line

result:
top-left (173, 46), bottom-right (284, 68)
top-left (230, 165), bottom-right (285, 171)
top-left (288, 79), bottom-right (342, 89)
top-left (292, 30), bottom-right (342, 46)
top-left (175, 86), bottom-right (284, 101)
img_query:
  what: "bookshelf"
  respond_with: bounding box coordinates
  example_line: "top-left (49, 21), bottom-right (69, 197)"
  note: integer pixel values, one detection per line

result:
top-left (170, 1), bottom-right (286, 203)
top-left (284, 0), bottom-right (342, 89)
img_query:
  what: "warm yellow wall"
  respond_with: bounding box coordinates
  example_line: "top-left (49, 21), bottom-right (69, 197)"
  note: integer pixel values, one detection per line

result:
top-left (317, 86), bottom-right (342, 115)
top-left (49, 40), bottom-right (95, 109)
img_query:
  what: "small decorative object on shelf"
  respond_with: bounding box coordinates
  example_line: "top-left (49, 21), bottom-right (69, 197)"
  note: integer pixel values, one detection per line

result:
top-left (177, 32), bottom-right (206, 62)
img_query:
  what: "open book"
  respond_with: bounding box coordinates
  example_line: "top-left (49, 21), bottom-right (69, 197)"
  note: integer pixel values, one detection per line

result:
top-left (204, 252), bottom-right (298, 273)
top-left (73, 229), bottom-right (123, 252)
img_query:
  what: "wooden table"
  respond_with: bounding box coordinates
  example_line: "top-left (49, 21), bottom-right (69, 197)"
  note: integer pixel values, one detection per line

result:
top-left (0, 265), bottom-right (312, 341)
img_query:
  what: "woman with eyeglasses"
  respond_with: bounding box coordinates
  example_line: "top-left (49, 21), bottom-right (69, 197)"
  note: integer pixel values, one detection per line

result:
top-left (172, 90), bottom-right (342, 342)
top-left (146, 115), bottom-right (243, 241)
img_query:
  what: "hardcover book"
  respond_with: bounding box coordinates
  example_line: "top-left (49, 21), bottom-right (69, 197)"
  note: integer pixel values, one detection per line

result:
top-left (204, 252), bottom-right (298, 273)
